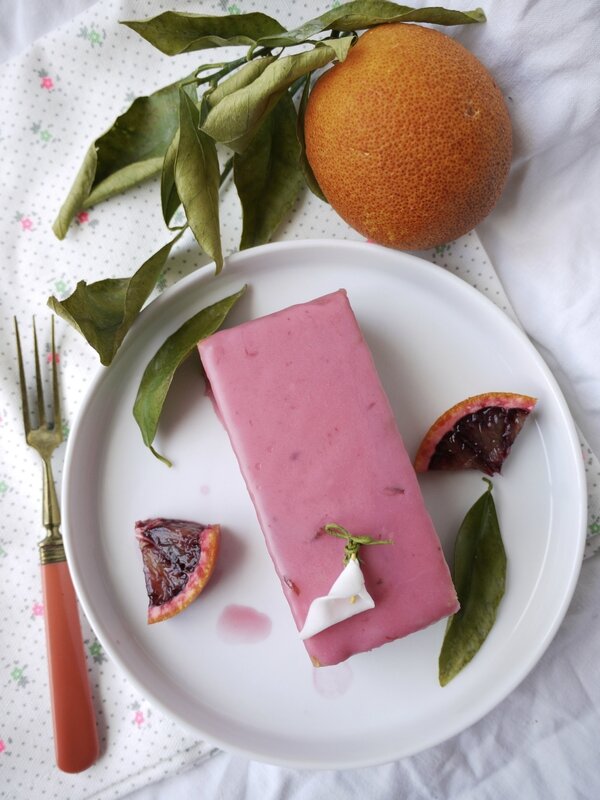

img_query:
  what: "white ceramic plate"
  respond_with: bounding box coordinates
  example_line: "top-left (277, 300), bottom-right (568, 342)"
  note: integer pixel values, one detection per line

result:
top-left (63, 239), bottom-right (586, 769)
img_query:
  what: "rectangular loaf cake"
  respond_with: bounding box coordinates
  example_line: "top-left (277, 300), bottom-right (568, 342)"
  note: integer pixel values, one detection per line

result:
top-left (198, 290), bottom-right (458, 666)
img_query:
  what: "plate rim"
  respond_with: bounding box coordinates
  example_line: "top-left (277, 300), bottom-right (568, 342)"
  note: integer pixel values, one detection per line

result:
top-left (62, 238), bottom-right (587, 768)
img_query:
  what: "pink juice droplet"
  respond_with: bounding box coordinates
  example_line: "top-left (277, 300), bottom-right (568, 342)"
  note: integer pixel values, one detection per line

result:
top-left (313, 662), bottom-right (353, 698)
top-left (217, 604), bottom-right (272, 644)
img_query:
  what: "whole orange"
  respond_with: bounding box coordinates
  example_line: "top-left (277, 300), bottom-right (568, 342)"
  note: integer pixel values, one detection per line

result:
top-left (304, 23), bottom-right (512, 250)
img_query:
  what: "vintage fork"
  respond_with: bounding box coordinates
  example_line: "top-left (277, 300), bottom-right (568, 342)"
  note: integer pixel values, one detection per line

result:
top-left (15, 317), bottom-right (99, 773)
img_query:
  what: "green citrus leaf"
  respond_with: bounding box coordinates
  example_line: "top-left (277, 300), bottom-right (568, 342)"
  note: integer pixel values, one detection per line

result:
top-left (159, 82), bottom-right (204, 229)
top-left (317, 34), bottom-right (356, 62)
top-left (439, 479), bottom-right (507, 687)
top-left (202, 43), bottom-right (344, 153)
top-left (133, 284), bottom-right (247, 465)
top-left (175, 90), bottom-right (223, 273)
top-left (258, 2), bottom-right (485, 48)
top-left (121, 11), bottom-right (286, 56)
top-left (47, 231), bottom-right (184, 365)
top-left (234, 92), bottom-right (304, 250)
top-left (206, 55), bottom-right (277, 108)
top-left (161, 129), bottom-right (181, 227)
top-left (296, 74), bottom-right (327, 202)
top-left (53, 78), bottom-right (193, 239)
top-left (52, 144), bottom-right (98, 241)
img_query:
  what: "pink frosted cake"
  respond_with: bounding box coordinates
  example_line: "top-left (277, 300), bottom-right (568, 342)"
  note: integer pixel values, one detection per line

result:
top-left (199, 290), bottom-right (458, 666)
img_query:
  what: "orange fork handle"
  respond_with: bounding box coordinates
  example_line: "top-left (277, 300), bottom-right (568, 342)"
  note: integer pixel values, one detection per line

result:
top-left (41, 561), bottom-right (99, 773)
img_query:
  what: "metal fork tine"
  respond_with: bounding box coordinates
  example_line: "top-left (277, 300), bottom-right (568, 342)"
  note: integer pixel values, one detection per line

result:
top-left (14, 317), bottom-right (31, 436)
top-left (32, 317), bottom-right (46, 428)
top-left (51, 316), bottom-right (62, 434)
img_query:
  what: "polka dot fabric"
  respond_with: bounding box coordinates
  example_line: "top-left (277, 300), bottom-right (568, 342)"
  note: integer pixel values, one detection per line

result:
top-left (0, 1), bottom-right (598, 798)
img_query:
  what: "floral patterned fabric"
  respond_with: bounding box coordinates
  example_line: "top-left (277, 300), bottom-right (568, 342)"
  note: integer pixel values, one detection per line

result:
top-left (0, 1), bottom-right (599, 798)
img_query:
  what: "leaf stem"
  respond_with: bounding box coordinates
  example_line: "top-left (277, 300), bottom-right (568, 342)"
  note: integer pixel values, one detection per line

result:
top-left (289, 75), bottom-right (308, 98)
top-left (219, 156), bottom-right (234, 187)
top-left (198, 45), bottom-right (275, 91)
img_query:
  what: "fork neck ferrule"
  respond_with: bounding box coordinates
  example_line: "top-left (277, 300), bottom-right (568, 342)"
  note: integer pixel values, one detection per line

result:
top-left (39, 526), bottom-right (66, 565)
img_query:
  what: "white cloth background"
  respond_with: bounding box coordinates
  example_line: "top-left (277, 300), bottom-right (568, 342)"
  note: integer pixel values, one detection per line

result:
top-left (1, 1), bottom-right (599, 798)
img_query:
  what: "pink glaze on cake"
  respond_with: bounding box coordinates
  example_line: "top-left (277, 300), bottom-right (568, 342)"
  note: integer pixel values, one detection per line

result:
top-left (198, 290), bottom-right (458, 666)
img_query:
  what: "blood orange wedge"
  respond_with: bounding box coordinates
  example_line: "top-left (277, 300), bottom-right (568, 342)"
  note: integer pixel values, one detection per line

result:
top-left (135, 518), bottom-right (220, 624)
top-left (414, 392), bottom-right (537, 476)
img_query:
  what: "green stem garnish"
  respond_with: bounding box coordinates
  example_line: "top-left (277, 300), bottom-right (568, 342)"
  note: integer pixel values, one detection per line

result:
top-left (324, 523), bottom-right (392, 564)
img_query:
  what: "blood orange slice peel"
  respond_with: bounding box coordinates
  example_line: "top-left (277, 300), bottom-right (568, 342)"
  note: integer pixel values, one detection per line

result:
top-left (135, 518), bottom-right (220, 624)
top-left (414, 392), bottom-right (537, 476)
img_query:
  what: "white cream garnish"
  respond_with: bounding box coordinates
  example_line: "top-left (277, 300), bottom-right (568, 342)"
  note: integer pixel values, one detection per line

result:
top-left (299, 557), bottom-right (375, 640)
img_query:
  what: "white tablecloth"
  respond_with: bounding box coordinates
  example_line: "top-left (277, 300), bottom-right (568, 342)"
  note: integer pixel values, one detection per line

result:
top-left (1, 1), bottom-right (599, 798)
